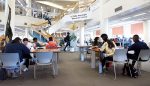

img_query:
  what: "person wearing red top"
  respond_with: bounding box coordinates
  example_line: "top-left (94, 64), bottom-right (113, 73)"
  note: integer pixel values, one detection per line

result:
top-left (46, 37), bottom-right (57, 49)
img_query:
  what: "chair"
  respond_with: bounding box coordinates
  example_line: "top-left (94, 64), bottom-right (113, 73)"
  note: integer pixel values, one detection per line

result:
top-left (136, 49), bottom-right (150, 75)
top-left (34, 52), bottom-right (55, 79)
top-left (112, 49), bottom-right (128, 80)
top-left (0, 53), bottom-right (22, 75)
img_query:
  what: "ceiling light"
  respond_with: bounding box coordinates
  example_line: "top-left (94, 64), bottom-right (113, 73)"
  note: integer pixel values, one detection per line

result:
top-left (17, 0), bottom-right (23, 7)
top-left (121, 17), bottom-right (131, 20)
top-left (133, 13), bottom-right (146, 17)
top-left (36, 1), bottom-right (66, 10)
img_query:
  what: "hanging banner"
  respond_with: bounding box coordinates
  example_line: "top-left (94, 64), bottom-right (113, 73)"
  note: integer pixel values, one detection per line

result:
top-left (70, 12), bottom-right (91, 21)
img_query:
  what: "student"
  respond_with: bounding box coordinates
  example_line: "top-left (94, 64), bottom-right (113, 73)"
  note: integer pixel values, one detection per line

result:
top-left (98, 34), bottom-right (116, 71)
top-left (33, 37), bottom-right (42, 49)
top-left (46, 37), bottom-right (57, 49)
top-left (23, 38), bottom-right (33, 50)
top-left (63, 32), bottom-right (71, 51)
top-left (93, 37), bottom-right (102, 47)
top-left (127, 35), bottom-right (149, 67)
top-left (4, 37), bottom-right (32, 71)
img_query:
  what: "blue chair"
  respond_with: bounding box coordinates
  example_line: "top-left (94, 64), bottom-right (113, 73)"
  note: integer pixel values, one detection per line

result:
top-left (0, 53), bottom-right (23, 75)
top-left (34, 52), bottom-right (55, 79)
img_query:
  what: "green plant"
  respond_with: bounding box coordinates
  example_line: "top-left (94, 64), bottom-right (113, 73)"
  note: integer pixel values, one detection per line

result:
top-left (70, 33), bottom-right (77, 41)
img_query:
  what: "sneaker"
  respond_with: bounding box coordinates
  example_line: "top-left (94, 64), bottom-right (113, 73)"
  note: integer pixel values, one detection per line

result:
top-left (23, 68), bottom-right (28, 72)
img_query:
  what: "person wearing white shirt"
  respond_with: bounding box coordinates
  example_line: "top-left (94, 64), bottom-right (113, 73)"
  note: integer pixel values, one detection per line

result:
top-left (23, 38), bottom-right (33, 50)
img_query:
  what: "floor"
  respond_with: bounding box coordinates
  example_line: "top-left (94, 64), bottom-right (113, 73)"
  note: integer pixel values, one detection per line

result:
top-left (0, 52), bottom-right (150, 86)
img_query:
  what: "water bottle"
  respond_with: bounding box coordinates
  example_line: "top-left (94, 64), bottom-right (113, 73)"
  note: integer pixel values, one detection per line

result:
top-left (99, 62), bottom-right (103, 74)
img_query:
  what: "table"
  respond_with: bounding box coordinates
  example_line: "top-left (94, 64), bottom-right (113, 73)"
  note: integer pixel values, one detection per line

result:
top-left (31, 49), bottom-right (60, 75)
top-left (77, 45), bottom-right (92, 61)
top-left (90, 48), bottom-right (100, 68)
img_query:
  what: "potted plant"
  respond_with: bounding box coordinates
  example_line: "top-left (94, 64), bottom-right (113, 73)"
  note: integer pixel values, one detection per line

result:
top-left (70, 33), bottom-right (77, 52)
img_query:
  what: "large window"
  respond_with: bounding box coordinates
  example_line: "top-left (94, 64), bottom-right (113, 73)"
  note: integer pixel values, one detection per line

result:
top-left (131, 22), bottom-right (143, 34)
top-left (112, 26), bottom-right (123, 35)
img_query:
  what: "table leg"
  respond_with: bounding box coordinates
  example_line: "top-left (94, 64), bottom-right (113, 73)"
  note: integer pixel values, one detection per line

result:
top-left (91, 50), bottom-right (96, 68)
top-left (80, 47), bottom-right (85, 61)
top-left (54, 53), bottom-right (58, 75)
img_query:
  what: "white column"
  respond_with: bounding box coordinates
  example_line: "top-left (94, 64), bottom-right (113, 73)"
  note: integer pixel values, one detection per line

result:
top-left (80, 26), bottom-right (85, 46)
top-left (101, 19), bottom-right (109, 35)
top-left (26, 0), bottom-right (32, 16)
top-left (143, 20), bottom-right (150, 46)
top-left (123, 24), bottom-right (132, 38)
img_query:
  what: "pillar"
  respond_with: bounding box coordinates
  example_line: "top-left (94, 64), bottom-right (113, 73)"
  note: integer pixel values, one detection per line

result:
top-left (79, 23), bottom-right (85, 46)
top-left (143, 20), bottom-right (150, 46)
top-left (100, 19), bottom-right (110, 36)
top-left (26, 0), bottom-right (32, 16)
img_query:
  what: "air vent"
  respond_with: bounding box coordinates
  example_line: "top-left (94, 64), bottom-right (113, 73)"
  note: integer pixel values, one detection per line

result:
top-left (24, 23), bottom-right (27, 25)
top-left (115, 6), bottom-right (122, 12)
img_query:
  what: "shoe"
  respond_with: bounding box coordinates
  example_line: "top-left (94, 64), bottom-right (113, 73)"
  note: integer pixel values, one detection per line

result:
top-left (23, 68), bottom-right (28, 72)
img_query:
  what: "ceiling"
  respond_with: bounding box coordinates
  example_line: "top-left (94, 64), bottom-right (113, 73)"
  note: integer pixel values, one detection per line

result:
top-left (109, 2), bottom-right (150, 25)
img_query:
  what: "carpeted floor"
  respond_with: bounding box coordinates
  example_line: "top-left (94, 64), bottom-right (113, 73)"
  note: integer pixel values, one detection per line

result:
top-left (0, 52), bottom-right (150, 86)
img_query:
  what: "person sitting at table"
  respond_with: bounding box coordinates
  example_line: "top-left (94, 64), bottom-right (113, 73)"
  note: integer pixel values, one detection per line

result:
top-left (93, 37), bottom-right (102, 48)
top-left (4, 37), bottom-right (32, 71)
top-left (98, 34), bottom-right (116, 71)
top-left (46, 37), bottom-right (57, 49)
top-left (33, 37), bottom-right (42, 49)
top-left (91, 37), bottom-right (102, 57)
top-left (127, 35), bottom-right (149, 67)
top-left (23, 38), bottom-right (33, 50)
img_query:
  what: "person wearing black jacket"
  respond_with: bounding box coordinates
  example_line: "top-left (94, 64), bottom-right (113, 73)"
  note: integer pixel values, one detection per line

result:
top-left (63, 32), bottom-right (71, 51)
top-left (127, 35), bottom-right (149, 67)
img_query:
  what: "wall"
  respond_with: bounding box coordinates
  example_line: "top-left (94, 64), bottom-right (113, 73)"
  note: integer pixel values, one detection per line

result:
top-left (102, 0), bottom-right (150, 20)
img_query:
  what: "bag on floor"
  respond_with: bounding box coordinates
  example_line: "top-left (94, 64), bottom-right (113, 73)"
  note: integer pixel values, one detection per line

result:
top-left (123, 63), bottom-right (138, 78)
top-left (0, 68), bottom-right (7, 80)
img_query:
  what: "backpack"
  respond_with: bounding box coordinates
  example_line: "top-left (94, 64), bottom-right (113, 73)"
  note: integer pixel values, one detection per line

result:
top-left (123, 63), bottom-right (138, 78)
top-left (0, 68), bottom-right (7, 80)
top-left (64, 37), bottom-right (67, 42)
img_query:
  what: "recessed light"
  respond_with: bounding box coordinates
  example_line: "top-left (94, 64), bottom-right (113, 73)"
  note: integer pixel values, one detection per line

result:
top-left (133, 13), bottom-right (146, 17)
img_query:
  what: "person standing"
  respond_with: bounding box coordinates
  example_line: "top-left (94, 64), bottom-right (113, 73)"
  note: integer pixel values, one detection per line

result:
top-left (63, 32), bottom-right (71, 51)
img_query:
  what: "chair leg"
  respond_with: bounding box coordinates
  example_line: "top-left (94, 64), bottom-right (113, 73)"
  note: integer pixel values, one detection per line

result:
top-left (34, 65), bottom-right (36, 79)
top-left (113, 62), bottom-right (116, 80)
top-left (137, 61), bottom-right (141, 75)
top-left (52, 62), bottom-right (56, 77)
top-left (19, 66), bottom-right (22, 75)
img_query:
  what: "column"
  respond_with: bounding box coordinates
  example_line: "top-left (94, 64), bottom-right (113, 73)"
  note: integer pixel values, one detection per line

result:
top-left (123, 24), bottom-right (132, 38)
top-left (79, 24), bottom-right (85, 46)
top-left (100, 19), bottom-right (110, 36)
top-left (26, 0), bottom-right (32, 16)
top-left (143, 20), bottom-right (150, 46)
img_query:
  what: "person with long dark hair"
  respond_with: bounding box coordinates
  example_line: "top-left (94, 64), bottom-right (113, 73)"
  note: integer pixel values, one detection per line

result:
top-left (99, 34), bottom-right (116, 71)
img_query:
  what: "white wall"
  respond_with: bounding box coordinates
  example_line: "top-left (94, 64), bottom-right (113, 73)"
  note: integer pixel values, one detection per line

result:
top-left (15, 15), bottom-right (46, 27)
top-left (102, 0), bottom-right (150, 20)
top-left (0, 12), bottom-right (5, 25)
